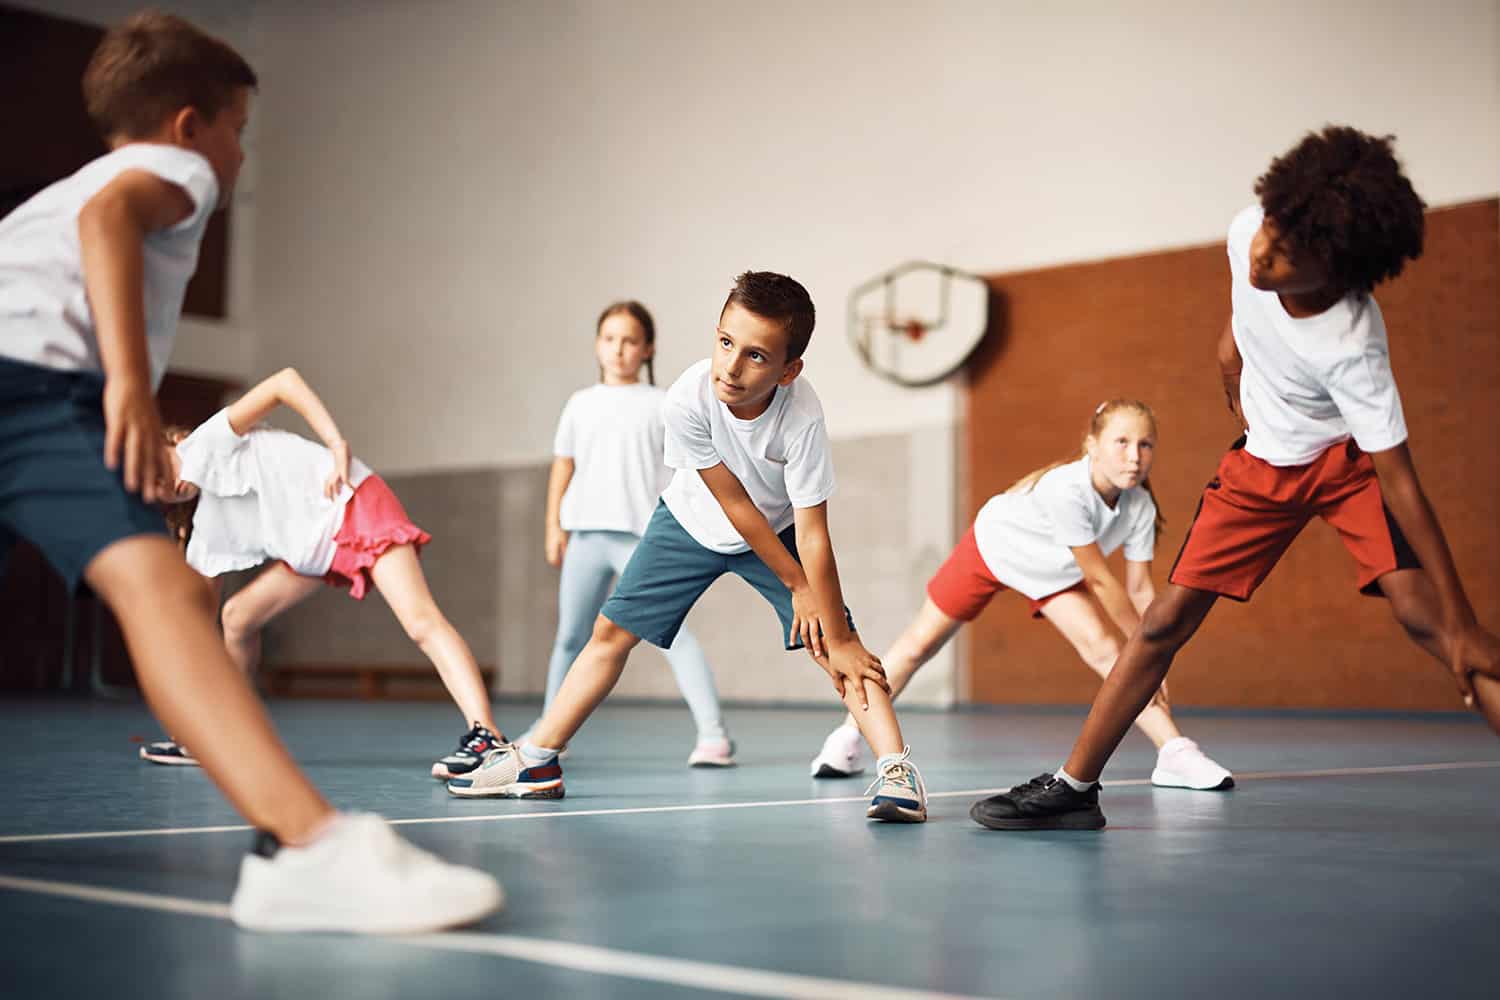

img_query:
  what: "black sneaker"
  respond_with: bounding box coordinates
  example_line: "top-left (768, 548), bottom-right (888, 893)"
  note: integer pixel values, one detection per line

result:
top-left (139, 740), bottom-right (199, 766)
top-left (970, 773), bottom-right (1106, 830)
top-left (431, 724), bottom-right (505, 780)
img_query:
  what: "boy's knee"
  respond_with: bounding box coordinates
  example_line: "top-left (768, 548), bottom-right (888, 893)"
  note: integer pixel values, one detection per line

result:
top-left (1138, 600), bottom-right (1197, 653)
top-left (220, 594), bottom-right (259, 639)
top-left (591, 615), bottom-right (640, 652)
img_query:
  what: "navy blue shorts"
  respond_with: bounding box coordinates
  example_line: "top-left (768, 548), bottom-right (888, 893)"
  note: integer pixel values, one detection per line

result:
top-left (601, 501), bottom-right (855, 650)
top-left (0, 357), bottom-right (168, 589)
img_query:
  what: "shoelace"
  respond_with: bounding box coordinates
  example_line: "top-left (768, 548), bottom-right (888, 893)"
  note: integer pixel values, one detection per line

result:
top-left (865, 752), bottom-right (917, 796)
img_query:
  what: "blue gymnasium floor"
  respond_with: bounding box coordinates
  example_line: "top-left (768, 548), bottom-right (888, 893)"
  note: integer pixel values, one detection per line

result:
top-left (1, 698), bottom-right (1497, 999)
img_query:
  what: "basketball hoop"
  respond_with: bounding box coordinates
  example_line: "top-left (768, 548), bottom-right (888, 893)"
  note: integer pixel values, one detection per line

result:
top-left (847, 261), bottom-right (991, 387)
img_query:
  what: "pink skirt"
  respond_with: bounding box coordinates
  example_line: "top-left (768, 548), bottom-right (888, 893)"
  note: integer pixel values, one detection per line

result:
top-left (322, 475), bottom-right (431, 600)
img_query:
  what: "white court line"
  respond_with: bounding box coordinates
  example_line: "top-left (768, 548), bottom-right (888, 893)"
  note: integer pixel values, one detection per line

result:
top-left (0, 873), bottom-right (995, 1000)
top-left (2, 758), bottom-right (1497, 846)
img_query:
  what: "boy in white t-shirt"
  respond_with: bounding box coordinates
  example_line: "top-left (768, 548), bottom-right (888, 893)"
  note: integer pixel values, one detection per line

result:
top-left (974, 125), bottom-right (1500, 832)
top-left (451, 272), bottom-right (930, 823)
top-left (0, 12), bottom-right (499, 930)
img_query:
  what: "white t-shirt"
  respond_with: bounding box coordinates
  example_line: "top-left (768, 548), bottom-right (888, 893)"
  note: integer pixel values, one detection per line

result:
top-left (177, 409), bottom-right (374, 577)
top-left (554, 382), bottom-right (671, 535)
top-left (1228, 205), bottom-right (1408, 466)
top-left (660, 359), bottom-right (836, 555)
top-left (0, 144), bottom-right (220, 390)
top-left (972, 457), bottom-right (1157, 600)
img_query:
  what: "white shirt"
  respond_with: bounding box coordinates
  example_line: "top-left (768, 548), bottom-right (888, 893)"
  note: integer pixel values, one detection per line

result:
top-left (554, 382), bottom-right (671, 535)
top-left (177, 409), bottom-right (373, 577)
top-left (660, 359), bottom-right (836, 555)
top-left (1228, 205), bottom-right (1408, 466)
top-left (0, 144), bottom-right (220, 390)
top-left (972, 457), bottom-right (1156, 600)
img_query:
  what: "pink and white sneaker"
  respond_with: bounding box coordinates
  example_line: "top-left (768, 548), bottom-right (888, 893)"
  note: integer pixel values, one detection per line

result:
top-left (687, 737), bottom-right (736, 768)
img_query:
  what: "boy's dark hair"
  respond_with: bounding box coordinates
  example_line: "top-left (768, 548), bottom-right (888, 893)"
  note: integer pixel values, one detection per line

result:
top-left (597, 300), bottom-right (656, 385)
top-left (723, 271), bottom-right (816, 362)
top-left (1254, 125), bottom-right (1426, 295)
top-left (83, 10), bottom-right (257, 141)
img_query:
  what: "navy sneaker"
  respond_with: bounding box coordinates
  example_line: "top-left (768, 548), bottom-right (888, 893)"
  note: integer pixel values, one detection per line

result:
top-left (139, 740), bottom-right (198, 766)
top-left (431, 724), bottom-right (505, 780)
top-left (970, 773), bottom-right (1105, 830)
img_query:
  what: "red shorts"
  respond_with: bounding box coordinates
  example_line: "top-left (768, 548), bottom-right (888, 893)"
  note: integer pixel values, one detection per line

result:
top-left (1169, 437), bottom-right (1419, 601)
top-left (926, 525), bottom-right (1087, 622)
top-left (309, 475), bottom-right (431, 600)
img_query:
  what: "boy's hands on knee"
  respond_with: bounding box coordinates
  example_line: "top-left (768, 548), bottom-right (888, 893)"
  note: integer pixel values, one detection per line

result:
top-left (1445, 620), bottom-right (1500, 708)
top-left (104, 377), bottom-right (170, 503)
top-left (820, 637), bottom-right (889, 710)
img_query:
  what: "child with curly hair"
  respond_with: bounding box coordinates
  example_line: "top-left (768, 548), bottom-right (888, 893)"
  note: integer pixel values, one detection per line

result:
top-left (972, 125), bottom-right (1500, 831)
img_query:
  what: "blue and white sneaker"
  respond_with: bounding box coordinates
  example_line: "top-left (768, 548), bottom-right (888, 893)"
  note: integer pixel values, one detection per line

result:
top-left (447, 744), bottom-right (564, 799)
top-left (865, 747), bottom-right (927, 823)
top-left (140, 740), bottom-right (198, 766)
top-left (431, 723), bottom-right (505, 780)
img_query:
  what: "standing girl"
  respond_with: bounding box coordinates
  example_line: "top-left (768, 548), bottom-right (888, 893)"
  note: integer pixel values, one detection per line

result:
top-left (809, 399), bottom-right (1233, 790)
top-left (526, 301), bottom-right (733, 766)
top-left (144, 367), bottom-right (507, 780)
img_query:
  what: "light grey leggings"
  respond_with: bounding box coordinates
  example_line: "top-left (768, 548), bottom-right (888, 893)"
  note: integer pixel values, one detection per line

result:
top-left (546, 530), bottom-right (726, 741)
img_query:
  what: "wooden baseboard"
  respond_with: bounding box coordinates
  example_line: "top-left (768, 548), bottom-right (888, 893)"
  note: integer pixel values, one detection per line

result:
top-left (260, 662), bottom-right (498, 700)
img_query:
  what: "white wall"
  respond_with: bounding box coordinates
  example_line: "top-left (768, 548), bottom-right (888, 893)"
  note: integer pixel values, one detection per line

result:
top-left (248, 0), bottom-right (1500, 475)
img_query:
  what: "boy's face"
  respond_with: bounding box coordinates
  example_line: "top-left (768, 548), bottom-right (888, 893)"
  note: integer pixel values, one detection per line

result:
top-left (185, 87), bottom-right (252, 208)
top-left (1249, 215), bottom-right (1328, 295)
top-left (712, 303), bottom-right (802, 418)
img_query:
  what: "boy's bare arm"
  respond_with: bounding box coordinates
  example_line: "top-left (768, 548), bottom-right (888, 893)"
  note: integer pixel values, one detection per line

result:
top-left (225, 368), bottom-right (351, 497)
top-left (78, 169), bottom-right (195, 503)
top-left (1218, 316), bottom-right (1247, 429)
top-left (1370, 442), bottom-right (1498, 697)
top-left (697, 463), bottom-right (808, 593)
top-left (792, 502), bottom-right (889, 707)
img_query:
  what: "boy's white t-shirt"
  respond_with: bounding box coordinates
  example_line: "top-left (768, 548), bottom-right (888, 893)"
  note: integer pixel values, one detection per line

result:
top-left (660, 359), bottom-right (836, 555)
top-left (177, 409), bottom-right (374, 577)
top-left (0, 144), bottom-right (220, 390)
top-left (1227, 205), bottom-right (1408, 466)
top-left (972, 457), bottom-right (1157, 600)
top-left (554, 382), bottom-right (671, 536)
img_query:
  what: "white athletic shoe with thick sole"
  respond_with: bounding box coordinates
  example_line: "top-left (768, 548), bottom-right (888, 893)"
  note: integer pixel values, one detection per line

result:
top-left (687, 737), bottom-right (736, 768)
top-left (229, 813), bottom-right (503, 933)
top-left (809, 724), bottom-right (867, 778)
top-left (865, 747), bottom-right (927, 823)
top-left (446, 744), bottom-right (564, 799)
top-left (1151, 737), bottom-right (1235, 790)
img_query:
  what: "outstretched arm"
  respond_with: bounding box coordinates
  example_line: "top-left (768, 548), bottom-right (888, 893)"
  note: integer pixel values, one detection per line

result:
top-left (1370, 442), bottom-right (1499, 700)
top-left (225, 368), bottom-right (351, 497)
top-left (696, 464), bottom-right (887, 706)
top-left (1072, 543), bottom-right (1140, 637)
top-left (792, 502), bottom-right (888, 707)
top-left (79, 169), bottom-right (196, 503)
top-left (1218, 316), bottom-right (1247, 430)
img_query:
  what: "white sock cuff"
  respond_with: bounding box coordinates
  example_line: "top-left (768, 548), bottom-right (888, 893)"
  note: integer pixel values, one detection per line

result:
top-left (1055, 767), bottom-right (1094, 792)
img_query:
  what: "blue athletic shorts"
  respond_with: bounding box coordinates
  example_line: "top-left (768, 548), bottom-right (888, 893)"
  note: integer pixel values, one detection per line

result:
top-left (601, 501), bottom-right (855, 650)
top-left (0, 356), bottom-right (169, 589)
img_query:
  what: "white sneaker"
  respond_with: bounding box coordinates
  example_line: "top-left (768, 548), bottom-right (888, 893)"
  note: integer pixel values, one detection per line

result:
top-left (865, 747), bottom-right (927, 823)
top-left (809, 724), bottom-right (866, 778)
top-left (1151, 737), bottom-right (1235, 790)
top-left (687, 737), bottom-right (736, 768)
top-left (229, 813), bottom-right (503, 933)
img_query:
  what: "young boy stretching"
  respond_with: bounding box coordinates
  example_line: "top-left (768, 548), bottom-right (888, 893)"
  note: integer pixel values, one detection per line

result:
top-left (450, 271), bottom-right (930, 822)
top-left (0, 12), bottom-right (500, 929)
top-left (971, 125), bottom-right (1500, 831)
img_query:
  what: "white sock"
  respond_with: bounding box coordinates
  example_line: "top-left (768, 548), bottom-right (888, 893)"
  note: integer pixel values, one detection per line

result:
top-left (1055, 767), bottom-right (1095, 792)
top-left (519, 741), bottom-right (560, 765)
